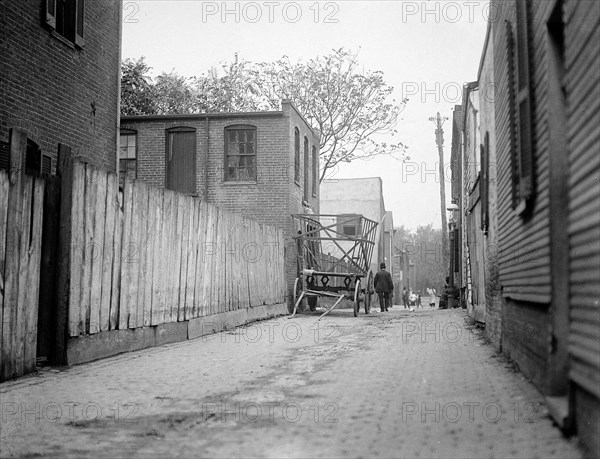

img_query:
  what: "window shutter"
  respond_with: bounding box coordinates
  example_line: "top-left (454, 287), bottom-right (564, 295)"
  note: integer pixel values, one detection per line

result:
top-left (42, 155), bottom-right (52, 175)
top-left (46, 0), bottom-right (57, 28)
top-left (0, 141), bottom-right (9, 171)
top-left (74, 0), bottom-right (85, 47)
top-left (505, 20), bottom-right (520, 209)
top-left (480, 133), bottom-right (490, 234)
top-left (515, 0), bottom-right (534, 206)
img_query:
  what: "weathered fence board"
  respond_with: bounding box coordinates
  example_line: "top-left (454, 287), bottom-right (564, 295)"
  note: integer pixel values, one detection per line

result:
top-left (109, 188), bottom-right (123, 331)
top-left (150, 188), bottom-right (163, 326)
top-left (135, 181), bottom-right (149, 328)
top-left (23, 177), bottom-right (45, 373)
top-left (183, 198), bottom-right (195, 320)
top-left (193, 200), bottom-right (207, 319)
top-left (0, 131), bottom-right (47, 380)
top-left (80, 165), bottom-right (94, 334)
top-left (0, 170), bottom-right (9, 371)
top-left (59, 161), bottom-right (285, 336)
top-left (118, 179), bottom-right (133, 330)
top-left (100, 172), bottom-right (117, 332)
top-left (142, 187), bottom-right (156, 327)
top-left (90, 168), bottom-right (107, 334)
top-left (14, 175), bottom-right (33, 377)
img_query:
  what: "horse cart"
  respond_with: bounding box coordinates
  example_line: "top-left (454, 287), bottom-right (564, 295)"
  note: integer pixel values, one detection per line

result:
top-left (289, 213), bottom-right (379, 320)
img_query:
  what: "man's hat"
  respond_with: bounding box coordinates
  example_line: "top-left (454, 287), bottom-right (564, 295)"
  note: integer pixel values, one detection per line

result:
top-left (380, 262), bottom-right (386, 269)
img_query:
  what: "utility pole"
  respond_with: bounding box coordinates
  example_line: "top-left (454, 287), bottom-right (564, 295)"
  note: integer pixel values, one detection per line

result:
top-left (429, 112), bottom-right (449, 273)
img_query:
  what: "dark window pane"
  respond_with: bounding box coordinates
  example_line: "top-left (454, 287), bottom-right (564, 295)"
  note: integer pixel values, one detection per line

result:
top-left (343, 226), bottom-right (356, 236)
top-left (225, 127), bottom-right (256, 181)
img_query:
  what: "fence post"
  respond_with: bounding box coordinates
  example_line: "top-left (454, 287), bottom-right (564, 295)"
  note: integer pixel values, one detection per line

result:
top-left (37, 171), bottom-right (61, 363)
top-left (54, 144), bottom-right (73, 364)
top-left (1, 128), bottom-right (26, 381)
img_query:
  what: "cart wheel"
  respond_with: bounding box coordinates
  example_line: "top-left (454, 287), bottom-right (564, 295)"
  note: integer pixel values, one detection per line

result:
top-left (364, 269), bottom-right (374, 314)
top-left (353, 279), bottom-right (361, 317)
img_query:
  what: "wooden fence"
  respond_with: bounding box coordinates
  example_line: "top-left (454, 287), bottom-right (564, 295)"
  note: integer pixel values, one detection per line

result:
top-left (1, 131), bottom-right (286, 381)
top-left (0, 130), bottom-right (47, 380)
top-left (64, 160), bottom-right (286, 337)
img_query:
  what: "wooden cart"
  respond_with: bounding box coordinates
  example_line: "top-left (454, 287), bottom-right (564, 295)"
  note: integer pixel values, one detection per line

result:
top-left (289, 213), bottom-right (378, 320)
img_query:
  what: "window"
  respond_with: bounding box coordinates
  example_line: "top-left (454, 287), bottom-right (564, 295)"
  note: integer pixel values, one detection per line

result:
top-left (119, 130), bottom-right (137, 181)
top-left (0, 137), bottom-right (52, 175)
top-left (225, 126), bottom-right (256, 182)
top-left (480, 133), bottom-right (489, 234)
top-left (45, 0), bottom-right (85, 47)
top-left (303, 137), bottom-right (309, 201)
top-left (337, 214), bottom-right (362, 237)
top-left (25, 139), bottom-right (42, 174)
top-left (166, 127), bottom-right (196, 194)
top-left (294, 127), bottom-right (300, 184)
top-left (507, 0), bottom-right (535, 213)
top-left (312, 146), bottom-right (318, 196)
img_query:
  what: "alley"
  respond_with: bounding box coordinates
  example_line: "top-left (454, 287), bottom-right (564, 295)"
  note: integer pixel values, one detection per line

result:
top-left (0, 308), bottom-right (582, 458)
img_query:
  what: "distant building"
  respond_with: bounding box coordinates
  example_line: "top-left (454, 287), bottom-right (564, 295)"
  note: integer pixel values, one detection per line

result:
top-left (319, 177), bottom-right (390, 277)
top-left (120, 100), bottom-right (320, 306)
top-left (1, 0), bottom-right (122, 173)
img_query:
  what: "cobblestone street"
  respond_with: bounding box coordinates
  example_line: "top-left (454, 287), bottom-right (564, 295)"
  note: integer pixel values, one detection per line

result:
top-left (0, 307), bottom-right (584, 458)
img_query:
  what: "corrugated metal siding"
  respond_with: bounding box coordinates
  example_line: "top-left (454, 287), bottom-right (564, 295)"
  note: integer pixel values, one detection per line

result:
top-left (566, 0), bottom-right (600, 399)
top-left (494, 0), bottom-right (553, 304)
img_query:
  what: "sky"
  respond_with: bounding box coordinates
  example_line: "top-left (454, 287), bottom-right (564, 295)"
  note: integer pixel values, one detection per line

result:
top-left (121, 0), bottom-right (490, 230)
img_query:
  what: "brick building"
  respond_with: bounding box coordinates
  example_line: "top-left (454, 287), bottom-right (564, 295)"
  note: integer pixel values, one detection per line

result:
top-left (1, 0), bottom-right (122, 172)
top-left (120, 100), bottom-right (320, 306)
top-left (453, 1), bottom-right (599, 455)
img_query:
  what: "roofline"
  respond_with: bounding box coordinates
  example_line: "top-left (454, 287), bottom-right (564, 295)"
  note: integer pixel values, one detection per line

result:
top-left (121, 99), bottom-right (321, 139)
top-left (121, 110), bottom-right (283, 122)
top-left (461, 81), bottom-right (479, 129)
top-left (477, 19), bottom-right (493, 81)
top-left (322, 176), bottom-right (384, 182)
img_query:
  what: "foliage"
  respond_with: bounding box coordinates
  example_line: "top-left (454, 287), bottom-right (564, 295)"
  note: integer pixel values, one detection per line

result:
top-left (120, 57), bottom-right (156, 115)
top-left (151, 72), bottom-right (197, 114)
top-left (251, 48), bottom-right (409, 181)
top-left (394, 224), bottom-right (445, 293)
top-left (192, 60), bottom-right (263, 113)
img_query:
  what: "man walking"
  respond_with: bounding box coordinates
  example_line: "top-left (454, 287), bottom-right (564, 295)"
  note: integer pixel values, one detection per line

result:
top-left (374, 262), bottom-right (394, 312)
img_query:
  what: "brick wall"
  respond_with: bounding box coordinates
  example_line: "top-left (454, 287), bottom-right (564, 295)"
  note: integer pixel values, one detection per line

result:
top-left (282, 102), bottom-right (320, 303)
top-left (1, 1), bottom-right (122, 172)
top-left (501, 297), bottom-right (551, 391)
top-left (122, 101), bottom-right (320, 308)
